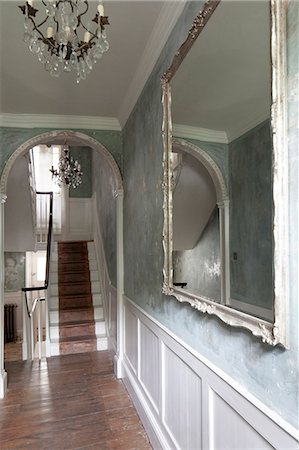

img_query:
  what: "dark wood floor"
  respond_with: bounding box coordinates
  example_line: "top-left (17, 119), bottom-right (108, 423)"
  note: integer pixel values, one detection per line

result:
top-left (0, 351), bottom-right (151, 449)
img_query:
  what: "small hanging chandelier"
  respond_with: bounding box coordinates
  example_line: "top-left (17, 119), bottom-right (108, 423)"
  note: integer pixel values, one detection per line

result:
top-left (18, 0), bottom-right (109, 83)
top-left (50, 144), bottom-right (83, 188)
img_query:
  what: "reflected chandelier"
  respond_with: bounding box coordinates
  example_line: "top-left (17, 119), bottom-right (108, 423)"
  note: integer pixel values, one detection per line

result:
top-left (50, 144), bottom-right (83, 188)
top-left (18, 0), bottom-right (109, 83)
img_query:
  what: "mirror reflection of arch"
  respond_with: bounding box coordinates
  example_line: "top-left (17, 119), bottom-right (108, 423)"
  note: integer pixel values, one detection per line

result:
top-left (171, 138), bottom-right (230, 308)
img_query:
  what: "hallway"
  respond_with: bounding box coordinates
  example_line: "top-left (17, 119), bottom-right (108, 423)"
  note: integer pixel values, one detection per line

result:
top-left (0, 351), bottom-right (151, 449)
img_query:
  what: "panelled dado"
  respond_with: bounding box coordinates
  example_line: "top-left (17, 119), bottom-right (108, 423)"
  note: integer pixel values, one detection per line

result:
top-left (123, 298), bottom-right (298, 450)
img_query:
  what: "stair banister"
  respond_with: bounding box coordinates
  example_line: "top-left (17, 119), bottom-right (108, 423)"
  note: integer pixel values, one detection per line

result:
top-left (22, 192), bottom-right (53, 360)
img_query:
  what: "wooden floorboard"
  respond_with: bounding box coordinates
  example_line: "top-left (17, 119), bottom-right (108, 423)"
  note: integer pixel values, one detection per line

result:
top-left (0, 351), bottom-right (151, 450)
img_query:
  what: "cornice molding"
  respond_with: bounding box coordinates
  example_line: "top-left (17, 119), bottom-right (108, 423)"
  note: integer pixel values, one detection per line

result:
top-left (173, 124), bottom-right (228, 144)
top-left (173, 113), bottom-right (271, 145)
top-left (0, 114), bottom-right (121, 131)
top-left (118, 2), bottom-right (186, 128)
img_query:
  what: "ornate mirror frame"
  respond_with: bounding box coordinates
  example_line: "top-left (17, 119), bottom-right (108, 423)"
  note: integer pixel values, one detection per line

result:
top-left (161, 0), bottom-right (288, 347)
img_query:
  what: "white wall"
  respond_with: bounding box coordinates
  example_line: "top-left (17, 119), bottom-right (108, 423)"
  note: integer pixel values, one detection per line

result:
top-left (123, 298), bottom-right (298, 450)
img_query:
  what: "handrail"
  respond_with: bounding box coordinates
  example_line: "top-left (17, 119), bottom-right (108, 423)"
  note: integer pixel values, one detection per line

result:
top-left (22, 191), bottom-right (53, 317)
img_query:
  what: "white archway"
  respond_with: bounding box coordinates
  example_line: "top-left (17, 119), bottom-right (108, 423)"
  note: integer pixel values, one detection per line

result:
top-left (0, 130), bottom-right (124, 397)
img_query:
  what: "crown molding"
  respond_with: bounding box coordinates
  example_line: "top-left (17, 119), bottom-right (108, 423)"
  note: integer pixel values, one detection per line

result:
top-left (0, 113), bottom-right (121, 131)
top-left (173, 124), bottom-right (229, 144)
top-left (118, 2), bottom-right (186, 128)
top-left (173, 112), bottom-right (271, 146)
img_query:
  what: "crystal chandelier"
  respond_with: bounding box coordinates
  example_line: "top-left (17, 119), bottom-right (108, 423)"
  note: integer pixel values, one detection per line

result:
top-left (50, 145), bottom-right (83, 188)
top-left (18, 0), bottom-right (109, 83)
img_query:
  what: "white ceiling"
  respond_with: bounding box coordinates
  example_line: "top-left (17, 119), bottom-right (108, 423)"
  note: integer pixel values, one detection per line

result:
top-left (0, 1), bottom-right (185, 126)
top-left (172, 1), bottom-right (271, 142)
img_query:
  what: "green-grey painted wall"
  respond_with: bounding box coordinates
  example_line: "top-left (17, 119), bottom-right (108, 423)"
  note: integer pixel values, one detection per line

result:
top-left (122, 0), bottom-right (298, 428)
top-left (92, 150), bottom-right (117, 287)
top-left (69, 146), bottom-right (92, 198)
top-left (229, 120), bottom-right (272, 310)
top-left (183, 138), bottom-right (229, 186)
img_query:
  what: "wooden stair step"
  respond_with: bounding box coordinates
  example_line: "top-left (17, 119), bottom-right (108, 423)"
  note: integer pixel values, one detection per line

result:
top-left (59, 307), bottom-right (94, 322)
top-left (59, 321), bottom-right (95, 339)
top-left (59, 283), bottom-right (91, 296)
top-left (58, 272), bottom-right (90, 283)
top-left (59, 335), bottom-right (97, 355)
top-left (58, 241), bottom-right (88, 253)
top-left (60, 319), bottom-right (95, 327)
top-left (60, 295), bottom-right (93, 309)
top-left (58, 253), bottom-right (88, 263)
top-left (58, 262), bottom-right (90, 274)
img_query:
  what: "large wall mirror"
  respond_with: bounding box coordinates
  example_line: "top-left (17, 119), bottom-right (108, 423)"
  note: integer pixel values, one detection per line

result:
top-left (161, 0), bottom-right (288, 346)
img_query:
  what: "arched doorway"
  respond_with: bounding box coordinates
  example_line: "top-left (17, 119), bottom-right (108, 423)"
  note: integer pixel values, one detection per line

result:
top-left (0, 130), bottom-right (124, 398)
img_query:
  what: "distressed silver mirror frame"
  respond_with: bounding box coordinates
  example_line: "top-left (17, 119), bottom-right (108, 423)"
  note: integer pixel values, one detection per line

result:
top-left (161, 0), bottom-right (288, 347)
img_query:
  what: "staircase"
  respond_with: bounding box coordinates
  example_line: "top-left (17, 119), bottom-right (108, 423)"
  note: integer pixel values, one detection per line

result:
top-left (49, 241), bottom-right (108, 355)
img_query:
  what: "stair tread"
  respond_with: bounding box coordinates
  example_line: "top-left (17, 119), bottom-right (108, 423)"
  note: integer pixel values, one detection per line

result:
top-left (59, 319), bottom-right (95, 327)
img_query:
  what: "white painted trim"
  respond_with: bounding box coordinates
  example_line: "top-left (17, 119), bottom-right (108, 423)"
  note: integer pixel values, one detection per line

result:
top-left (118, 2), bottom-right (186, 127)
top-left (0, 113), bottom-right (121, 131)
top-left (115, 192), bottom-right (124, 378)
top-left (0, 194), bottom-right (7, 398)
top-left (92, 194), bottom-right (118, 355)
top-left (123, 298), bottom-right (299, 449)
top-left (173, 124), bottom-right (228, 144)
top-left (173, 115), bottom-right (271, 145)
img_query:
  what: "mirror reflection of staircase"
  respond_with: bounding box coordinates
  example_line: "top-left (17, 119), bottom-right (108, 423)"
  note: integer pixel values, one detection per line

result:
top-left (49, 241), bottom-right (107, 355)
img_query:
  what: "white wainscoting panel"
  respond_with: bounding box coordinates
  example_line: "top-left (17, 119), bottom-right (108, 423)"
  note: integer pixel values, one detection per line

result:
top-left (123, 297), bottom-right (298, 450)
top-left (162, 343), bottom-right (202, 450)
top-left (125, 306), bottom-right (138, 374)
top-left (109, 286), bottom-right (117, 350)
top-left (211, 391), bottom-right (274, 450)
top-left (139, 322), bottom-right (160, 412)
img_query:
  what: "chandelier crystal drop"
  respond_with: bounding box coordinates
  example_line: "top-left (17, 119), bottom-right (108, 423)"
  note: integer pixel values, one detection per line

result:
top-left (50, 145), bottom-right (83, 188)
top-left (18, 0), bottom-right (110, 83)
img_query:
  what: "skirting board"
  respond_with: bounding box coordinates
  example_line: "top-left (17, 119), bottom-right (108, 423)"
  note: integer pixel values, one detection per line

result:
top-left (122, 297), bottom-right (298, 450)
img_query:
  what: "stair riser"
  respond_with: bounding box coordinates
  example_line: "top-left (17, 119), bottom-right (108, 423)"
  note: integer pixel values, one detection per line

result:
top-left (59, 323), bottom-right (95, 339)
top-left (59, 283), bottom-right (91, 296)
top-left (59, 254), bottom-right (88, 264)
top-left (57, 262), bottom-right (90, 273)
top-left (59, 242), bottom-right (88, 253)
top-left (60, 296), bottom-right (93, 309)
top-left (59, 272), bottom-right (90, 284)
top-left (60, 340), bottom-right (97, 355)
top-left (59, 309), bottom-right (95, 322)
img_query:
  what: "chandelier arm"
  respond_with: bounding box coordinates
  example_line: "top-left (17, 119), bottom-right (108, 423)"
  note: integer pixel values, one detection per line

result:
top-left (36, 16), bottom-right (50, 29)
top-left (77, 0), bottom-right (89, 27)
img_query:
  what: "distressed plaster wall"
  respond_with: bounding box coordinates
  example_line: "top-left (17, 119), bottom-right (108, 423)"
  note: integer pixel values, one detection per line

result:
top-left (122, 0), bottom-right (298, 428)
top-left (229, 120), bottom-right (272, 310)
top-left (92, 150), bottom-right (117, 287)
top-left (173, 207), bottom-right (221, 301)
top-left (69, 146), bottom-right (92, 198)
